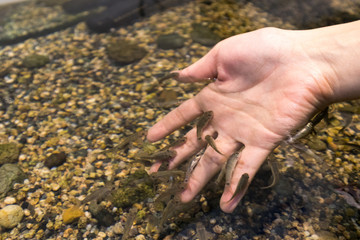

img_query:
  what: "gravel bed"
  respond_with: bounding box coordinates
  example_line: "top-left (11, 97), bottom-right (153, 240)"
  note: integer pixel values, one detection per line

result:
top-left (0, 0), bottom-right (360, 239)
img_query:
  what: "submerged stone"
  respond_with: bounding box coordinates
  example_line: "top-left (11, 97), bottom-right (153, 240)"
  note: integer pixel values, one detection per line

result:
top-left (0, 143), bottom-right (20, 165)
top-left (22, 54), bottom-right (50, 69)
top-left (0, 164), bottom-right (26, 198)
top-left (44, 152), bottom-right (67, 168)
top-left (0, 205), bottom-right (24, 229)
top-left (156, 33), bottom-right (185, 50)
top-left (190, 23), bottom-right (221, 46)
top-left (106, 39), bottom-right (147, 65)
top-left (62, 205), bottom-right (84, 224)
top-left (88, 201), bottom-right (115, 227)
top-left (111, 170), bottom-right (154, 208)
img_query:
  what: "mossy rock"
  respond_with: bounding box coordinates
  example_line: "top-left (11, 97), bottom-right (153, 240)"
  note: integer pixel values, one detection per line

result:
top-left (190, 23), bottom-right (221, 46)
top-left (106, 39), bottom-right (147, 65)
top-left (111, 169), bottom-right (154, 208)
top-left (0, 164), bottom-right (26, 198)
top-left (0, 143), bottom-right (20, 165)
top-left (156, 33), bottom-right (185, 50)
top-left (22, 54), bottom-right (50, 68)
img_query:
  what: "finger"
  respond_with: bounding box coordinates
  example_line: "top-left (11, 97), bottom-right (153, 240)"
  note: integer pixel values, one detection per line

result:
top-left (168, 127), bottom-right (208, 169)
top-left (147, 98), bottom-right (202, 142)
top-left (175, 46), bottom-right (219, 83)
top-left (220, 146), bottom-right (270, 213)
top-left (149, 128), bottom-right (207, 173)
top-left (180, 135), bottom-right (240, 202)
top-left (149, 161), bottom-right (163, 173)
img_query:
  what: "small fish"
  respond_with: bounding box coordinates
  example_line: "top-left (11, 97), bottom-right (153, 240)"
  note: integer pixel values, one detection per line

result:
top-left (150, 170), bottom-right (185, 182)
top-left (81, 186), bottom-right (113, 204)
top-left (215, 164), bottom-right (226, 186)
top-left (158, 72), bottom-right (179, 81)
top-left (184, 149), bottom-right (204, 183)
top-left (229, 173), bottom-right (249, 201)
top-left (205, 135), bottom-right (223, 155)
top-left (260, 158), bottom-right (279, 189)
top-left (159, 196), bottom-right (181, 227)
top-left (195, 222), bottom-right (214, 240)
top-left (225, 151), bottom-right (240, 186)
top-left (102, 131), bottom-right (145, 154)
top-left (155, 184), bottom-right (183, 204)
top-left (122, 208), bottom-right (138, 240)
top-left (287, 107), bottom-right (328, 144)
top-left (196, 111), bottom-right (213, 140)
top-left (137, 149), bottom-right (177, 162)
top-left (163, 136), bottom-right (187, 150)
top-left (146, 214), bottom-right (160, 235)
top-left (334, 189), bottom-right (360, 210)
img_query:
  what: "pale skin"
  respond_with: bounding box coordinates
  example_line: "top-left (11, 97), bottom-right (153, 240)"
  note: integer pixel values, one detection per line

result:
top-left (147, 20), bottom-right (360, 213)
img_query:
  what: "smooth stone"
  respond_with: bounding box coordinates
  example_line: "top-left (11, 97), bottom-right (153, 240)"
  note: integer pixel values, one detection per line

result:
top-left (190, 23), bottom-right (221, 46)
top-left (106, 39), bottom-right (147, 65)
top-left (44, 152), bottom-right (67, 168)
top-left (22, 54), bottom-right (50, 69)
top-left (62, 205), bottom-right (84, 224)
top-left (0, 205), bottom-right (24, 229)
top-left (0, 163), bottom-right (26, 198)
top-left (0, 143), bottom-right (20, 165)
top-left (88, 201), bottom-right (115, 227)
top-left (156, 33), bottom-right (185, 50)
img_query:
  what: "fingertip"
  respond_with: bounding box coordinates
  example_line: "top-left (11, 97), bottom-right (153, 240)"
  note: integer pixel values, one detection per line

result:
top-left (180, 187), bottom-right (194, 203)
top-left (146, 126), bottom-right (160, 142)
top-left (220, 189), bottom-right (244, 213)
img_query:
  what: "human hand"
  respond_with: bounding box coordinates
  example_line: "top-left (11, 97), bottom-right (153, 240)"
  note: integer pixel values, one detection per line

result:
top-left (147, 27), bottom-right (333, 213)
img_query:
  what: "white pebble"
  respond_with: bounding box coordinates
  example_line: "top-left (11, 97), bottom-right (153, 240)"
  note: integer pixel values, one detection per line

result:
top-left (3, 197), bottom-right (16, 205)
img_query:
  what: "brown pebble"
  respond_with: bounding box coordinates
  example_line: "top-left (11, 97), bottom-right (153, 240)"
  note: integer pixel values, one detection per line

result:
top-left (44, 152), bottom-right (67, 168)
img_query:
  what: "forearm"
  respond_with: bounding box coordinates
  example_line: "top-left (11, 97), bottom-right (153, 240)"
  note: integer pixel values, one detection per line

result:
top-left (296, 20), bottom-right (360, 104)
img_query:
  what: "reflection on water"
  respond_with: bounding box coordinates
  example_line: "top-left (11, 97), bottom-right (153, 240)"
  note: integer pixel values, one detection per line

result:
top-left (0, 0), bottom-right (359, 239)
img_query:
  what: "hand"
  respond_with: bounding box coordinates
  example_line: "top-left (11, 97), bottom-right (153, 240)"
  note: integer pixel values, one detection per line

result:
top-left (147, 27), bottom-right (333, 213)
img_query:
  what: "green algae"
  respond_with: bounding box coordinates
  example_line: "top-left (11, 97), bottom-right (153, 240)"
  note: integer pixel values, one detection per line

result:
top-left (111, 169), bottom-right (155, 208)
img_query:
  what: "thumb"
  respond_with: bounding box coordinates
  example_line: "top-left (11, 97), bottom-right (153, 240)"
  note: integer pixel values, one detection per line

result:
top-left (176, 46), bottom-right (219, 83)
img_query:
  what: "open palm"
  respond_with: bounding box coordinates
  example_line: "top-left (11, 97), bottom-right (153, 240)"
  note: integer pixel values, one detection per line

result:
top-left (148, 27), bottom-right (330, 213)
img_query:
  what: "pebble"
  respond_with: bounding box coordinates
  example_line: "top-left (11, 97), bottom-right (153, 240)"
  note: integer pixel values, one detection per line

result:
top-left (44, 152), bottom-right (67, 168)
top-left (135, 234), bottom-right (146, 240)
top-left (113, 222), bottom-right (124, 235)
top-left (0, 143), bottom-right (20, 165)
top-left (62, 205), bottom-right (84, 224)
top-left (213, 224), bottom-right (223, 234)
top-left (0, 205), bottom-right (24, 229)
top-left (156, 33), bottom-right (185, 50)
top-left (0, 164), bottom-right (26, 198)
top-left (3, 197), bottom-right (16, 205)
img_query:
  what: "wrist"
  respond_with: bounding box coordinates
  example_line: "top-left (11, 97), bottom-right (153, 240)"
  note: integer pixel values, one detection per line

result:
top-left (296, 21), bottom-right (360, 105)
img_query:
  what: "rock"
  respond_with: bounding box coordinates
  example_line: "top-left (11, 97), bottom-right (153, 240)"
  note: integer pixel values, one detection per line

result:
top-left (110, 170), bottom-right (154, 208)
top-left (88, 201), bottom-right (115, 227)
top-left (86, 1), bottom-right (141, 33)
top-left (0, 164), bottom-right (26, 198)
top-left (106, 39), bottom-right (147, 65)
top-left (0, 205), bottom-right (24, 229)
top-left (62, 205), bottom-right (84, 224)
top-left (156, 33), bottom-right (185, 50)
top-left (0, 143), bottom-right (20, 165)
top-left (22, 54), bottom-right (50, 69)
top-left (44, 152), bottom-right (67, 168)
top-left (307, 138), bottom-right (327, 151)
top-left (62, 0), bottom-right (109, 14)
top-left (315, 230), bottom-right (338, 240)
top-left (190, 23), bottom-right (221, 46)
